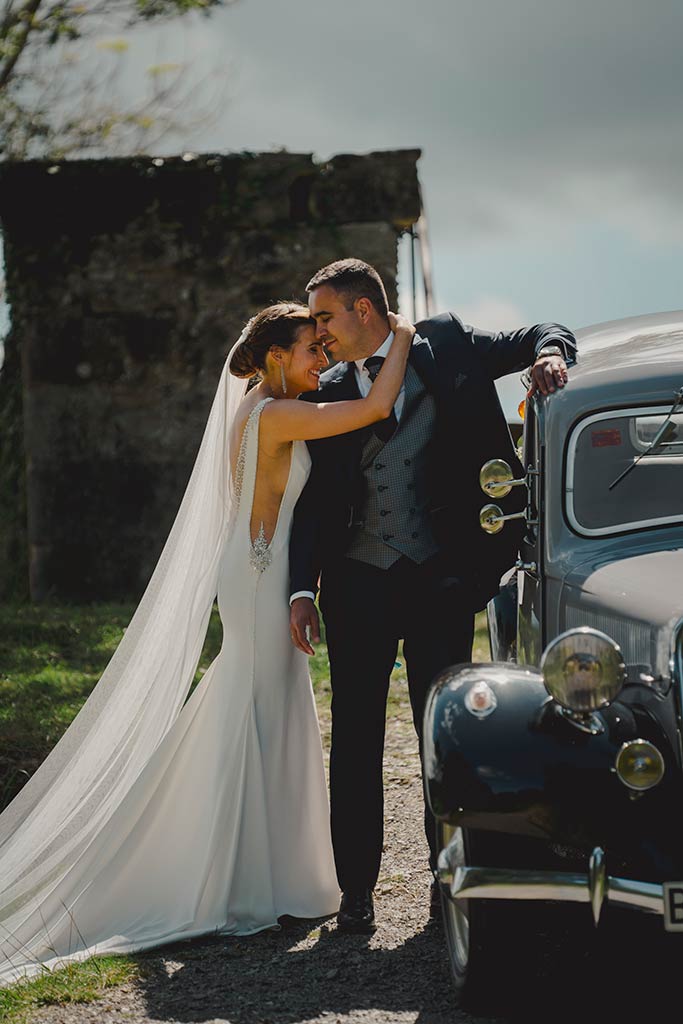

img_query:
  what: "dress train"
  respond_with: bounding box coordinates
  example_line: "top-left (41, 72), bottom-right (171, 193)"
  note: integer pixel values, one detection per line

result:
top-left (0, 397), bottom-right (338, 985)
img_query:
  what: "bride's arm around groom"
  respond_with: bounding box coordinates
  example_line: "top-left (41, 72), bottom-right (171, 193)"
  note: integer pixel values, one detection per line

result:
top-left (289, 300), bottom-right (577, 641)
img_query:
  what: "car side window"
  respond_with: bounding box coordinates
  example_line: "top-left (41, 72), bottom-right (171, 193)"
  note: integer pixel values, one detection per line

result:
top-left (567, 407), bottom-right (683, 536)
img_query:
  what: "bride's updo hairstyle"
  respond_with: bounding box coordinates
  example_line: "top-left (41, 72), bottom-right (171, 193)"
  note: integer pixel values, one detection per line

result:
top-left (229, 303), bottom-right (315, 379)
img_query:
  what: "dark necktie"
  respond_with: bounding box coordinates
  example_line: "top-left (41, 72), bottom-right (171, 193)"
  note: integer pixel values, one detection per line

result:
top-left (364, 356), bottom-right (398, 442)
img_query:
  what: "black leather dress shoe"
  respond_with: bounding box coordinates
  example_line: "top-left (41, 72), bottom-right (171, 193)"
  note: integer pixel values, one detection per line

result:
top-left (429, 879), bottom-right (442, 920)
top-left (337, 889), bottom-right (376, 933)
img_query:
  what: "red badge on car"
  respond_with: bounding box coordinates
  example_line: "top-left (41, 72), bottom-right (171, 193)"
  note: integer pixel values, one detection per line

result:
top-left (591, 429), bottom-right (622, 447)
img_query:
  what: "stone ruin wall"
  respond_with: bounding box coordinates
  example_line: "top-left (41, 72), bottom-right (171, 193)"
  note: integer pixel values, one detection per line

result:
top-left (0, 149), bottom-right (421, 602)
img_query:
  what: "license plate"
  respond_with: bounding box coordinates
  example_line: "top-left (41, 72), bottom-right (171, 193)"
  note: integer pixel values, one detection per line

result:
top-left (663, 883), bottom-right (683, 931)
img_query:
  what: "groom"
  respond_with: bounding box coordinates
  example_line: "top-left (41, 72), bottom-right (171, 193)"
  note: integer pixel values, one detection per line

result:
top-left (288, 259), bottom-right (577, 933)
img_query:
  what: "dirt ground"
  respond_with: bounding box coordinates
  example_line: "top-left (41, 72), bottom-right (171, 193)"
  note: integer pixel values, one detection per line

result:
top-left (23, 679), bottom-right (681, 1024)
top-left (26, 681), bottom-right (499, 1024)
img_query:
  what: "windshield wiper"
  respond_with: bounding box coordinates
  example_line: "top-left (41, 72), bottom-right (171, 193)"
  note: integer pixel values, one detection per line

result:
top-left (608, 386), bottom-right (683, 491)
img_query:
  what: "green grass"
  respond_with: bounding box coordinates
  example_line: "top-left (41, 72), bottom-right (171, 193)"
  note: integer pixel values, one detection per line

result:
top-left (0, 603), bottom-right (224, 811)
top-left (0, 954), bottom-right (139, 1024)
top-left (0, 601), bottom-right (489, 1017)
top-left (0, 602), bottom-right (490, 810)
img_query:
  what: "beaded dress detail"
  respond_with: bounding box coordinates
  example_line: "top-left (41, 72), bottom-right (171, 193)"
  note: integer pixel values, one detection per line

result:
top-left (233, 399), bottom-right (275, 574)
top-left (249, 523), bottom-right (272, 573)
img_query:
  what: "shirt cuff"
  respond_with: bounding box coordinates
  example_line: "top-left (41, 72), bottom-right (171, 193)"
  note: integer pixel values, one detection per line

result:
top-left (289, 590), bottom-right (316, 605)
top-left (535, 337), bottom-right (575, 365)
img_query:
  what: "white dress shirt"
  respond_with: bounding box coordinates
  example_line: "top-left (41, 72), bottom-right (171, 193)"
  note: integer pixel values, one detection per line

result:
top-left (290, 331), bottom-right (406, 606)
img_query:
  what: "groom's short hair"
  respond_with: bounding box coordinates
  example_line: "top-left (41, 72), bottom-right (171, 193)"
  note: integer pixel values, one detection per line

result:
top-left (306, 259), bottom-right (389, 318)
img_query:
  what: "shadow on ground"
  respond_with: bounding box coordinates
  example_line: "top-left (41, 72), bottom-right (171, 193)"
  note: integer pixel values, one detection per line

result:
top-left (129, 906), bottom-right (683, 1024)
top-left (131, 916), bottom-right (469, 1024)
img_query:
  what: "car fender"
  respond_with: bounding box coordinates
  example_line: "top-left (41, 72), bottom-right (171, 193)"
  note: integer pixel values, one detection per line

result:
top-left (423, 662), bottom-right (679, 851)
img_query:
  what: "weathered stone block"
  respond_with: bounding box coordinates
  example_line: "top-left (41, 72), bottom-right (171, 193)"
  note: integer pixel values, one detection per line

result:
top-left (0, 149), bottom-right (421, 601)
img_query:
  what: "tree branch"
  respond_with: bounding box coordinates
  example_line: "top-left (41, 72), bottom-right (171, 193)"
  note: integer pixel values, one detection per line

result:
top-left (0, 0), bottom-right (43, 91)
top-left (0, 0), bottom-right (234, 157)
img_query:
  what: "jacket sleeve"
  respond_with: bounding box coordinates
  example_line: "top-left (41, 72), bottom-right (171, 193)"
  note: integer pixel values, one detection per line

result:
top-left (455, 314), bottom-right (578, 380)
top-left (289, 453), bottom-right (325, 599)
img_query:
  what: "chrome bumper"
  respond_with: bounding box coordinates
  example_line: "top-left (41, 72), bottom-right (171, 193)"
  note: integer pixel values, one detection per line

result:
top-left (438, 840), bottom-right (664, 925)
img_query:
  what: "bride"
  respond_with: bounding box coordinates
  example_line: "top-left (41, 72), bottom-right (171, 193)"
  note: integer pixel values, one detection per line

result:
top-left (0, 301), bottom-right (414, 985)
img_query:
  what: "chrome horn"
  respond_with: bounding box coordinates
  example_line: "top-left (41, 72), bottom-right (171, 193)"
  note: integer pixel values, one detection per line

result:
top-left (479, 504), bottom-right (528, 535)
top-left (479, 459), bottom-right (527, 499)
top-left (478, 458), bottom-right (537, 535)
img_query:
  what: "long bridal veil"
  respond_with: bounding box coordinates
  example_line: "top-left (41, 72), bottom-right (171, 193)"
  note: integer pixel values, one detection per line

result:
top-left (0, 330), bottom-right (250, 965)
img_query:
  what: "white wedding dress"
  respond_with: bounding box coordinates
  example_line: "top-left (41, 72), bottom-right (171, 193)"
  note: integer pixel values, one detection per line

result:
top-left (0, 395), bottom-right (338, 986)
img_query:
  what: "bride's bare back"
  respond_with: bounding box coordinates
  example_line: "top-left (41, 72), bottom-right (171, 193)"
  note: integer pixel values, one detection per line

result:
top-left (230, 393), bottom-right (292, 547)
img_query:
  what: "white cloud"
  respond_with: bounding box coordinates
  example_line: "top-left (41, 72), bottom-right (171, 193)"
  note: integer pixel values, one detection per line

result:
top-left (456, 296), bottom-right (529, 332)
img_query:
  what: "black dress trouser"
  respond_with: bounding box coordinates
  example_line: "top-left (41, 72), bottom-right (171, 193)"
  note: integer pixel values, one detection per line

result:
top-left (319, 553), bottom-right (475, 895)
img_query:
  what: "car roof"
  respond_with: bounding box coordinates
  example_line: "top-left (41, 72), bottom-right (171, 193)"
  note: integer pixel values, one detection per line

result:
top-left (538, 311), bottom-right (683, 431)
top-left (570, 309), bottom-right (683, 393)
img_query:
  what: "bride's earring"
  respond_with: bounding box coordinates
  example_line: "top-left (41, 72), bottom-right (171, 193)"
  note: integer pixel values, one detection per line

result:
top-left (280, 363), bottom-right (287, 396)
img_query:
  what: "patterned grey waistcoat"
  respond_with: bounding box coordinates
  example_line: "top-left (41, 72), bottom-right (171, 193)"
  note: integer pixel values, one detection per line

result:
top-left (345, 362), bottom-right (439, 570)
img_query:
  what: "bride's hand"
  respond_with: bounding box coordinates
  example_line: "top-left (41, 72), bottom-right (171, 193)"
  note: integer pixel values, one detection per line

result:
top-left (388, 311), bottom-right (416, 348)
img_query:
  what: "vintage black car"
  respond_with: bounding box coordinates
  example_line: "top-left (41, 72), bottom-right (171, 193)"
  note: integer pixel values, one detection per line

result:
top-left (423, 310), bottom-right (683, 998)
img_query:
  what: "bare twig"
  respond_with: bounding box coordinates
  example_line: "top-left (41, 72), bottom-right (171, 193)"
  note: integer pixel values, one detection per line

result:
top-left (0, 0), bottom-right (44, 90)
top-left (1, 0), bottom-right (234, 159)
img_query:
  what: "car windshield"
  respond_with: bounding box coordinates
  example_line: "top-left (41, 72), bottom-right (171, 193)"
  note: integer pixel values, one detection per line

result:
top-left (566, 405), bottom-right (683, 536)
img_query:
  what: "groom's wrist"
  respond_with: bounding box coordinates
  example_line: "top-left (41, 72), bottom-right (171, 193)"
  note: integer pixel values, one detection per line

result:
top-left (289, 590), bottom-right (316, 606)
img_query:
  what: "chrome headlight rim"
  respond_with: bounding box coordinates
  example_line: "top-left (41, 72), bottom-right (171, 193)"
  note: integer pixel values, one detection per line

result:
top-left (540, 626), bottom-right (627, 714)
top-left (615, 738), bottom-right (666, 792)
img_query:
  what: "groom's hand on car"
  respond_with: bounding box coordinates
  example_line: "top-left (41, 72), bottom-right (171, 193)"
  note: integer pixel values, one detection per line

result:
top-left (290, 597), bottom-right (321, 656)
top-left (527, 354), bottom-right (569, 397)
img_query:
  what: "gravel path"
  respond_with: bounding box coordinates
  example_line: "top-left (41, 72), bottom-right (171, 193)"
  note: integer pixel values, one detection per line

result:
top-left (26, 681), bottom-right (509, 1024)
top-left (23, 678), bottom-right (681, 1024)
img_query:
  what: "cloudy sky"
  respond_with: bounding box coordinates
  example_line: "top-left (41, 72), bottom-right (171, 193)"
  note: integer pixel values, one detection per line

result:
top-left (3, 0), bottom-right (683, 411)
top-left (122, 0), bottom-right (683, 330)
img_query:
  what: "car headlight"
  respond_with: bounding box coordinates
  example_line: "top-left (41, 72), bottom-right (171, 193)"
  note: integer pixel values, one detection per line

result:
top-left (540, 627), bottom-right (626, 713)
top-left (615, 739), bottom-right (665, 791)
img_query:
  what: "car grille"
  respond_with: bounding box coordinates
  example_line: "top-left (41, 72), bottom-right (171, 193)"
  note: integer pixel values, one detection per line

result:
top-left (563, 605), bottom-right (652, 666)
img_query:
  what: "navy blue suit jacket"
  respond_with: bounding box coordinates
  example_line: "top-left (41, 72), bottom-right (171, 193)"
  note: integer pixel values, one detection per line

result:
top-left (289, 313), bottom-right (577, 612)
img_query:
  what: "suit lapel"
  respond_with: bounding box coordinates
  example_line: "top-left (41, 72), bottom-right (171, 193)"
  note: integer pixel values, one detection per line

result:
top-left (317, 361), bottom-right (369, 458)
top-left (338, 362), bottom-right (361, 400)
top-left (317, 360), bottom-right (361, 401)
top-left (324, 337), bottom-right (437, 400)
top-left (409, 333), bottom-right (440, 398)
